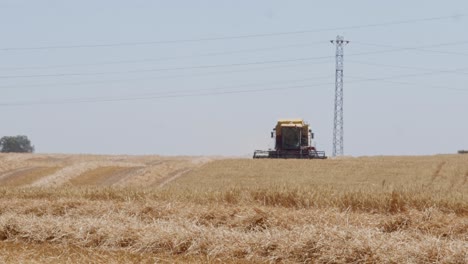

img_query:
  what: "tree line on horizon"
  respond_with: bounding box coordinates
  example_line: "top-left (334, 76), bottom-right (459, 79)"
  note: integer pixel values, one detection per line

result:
top-left (0, 135), bottom-right (34, 153)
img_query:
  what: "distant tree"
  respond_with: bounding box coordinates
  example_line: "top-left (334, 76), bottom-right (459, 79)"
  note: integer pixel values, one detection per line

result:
top-left (0, 135), bottom-right (35, 153)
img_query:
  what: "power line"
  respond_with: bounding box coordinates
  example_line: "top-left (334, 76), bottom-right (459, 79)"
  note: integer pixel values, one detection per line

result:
top-left (43, 76), bottom-right (335, 102)
top-left (0, 56), bottom-right (333, 79)
top-left (347, 68), bottom-right (468, 83)
top-left (348, 60), bottom-right (468, 75)
top-left (0, 41), bottom-right (325, 71)
top-left (353, 41), bottom-right (468, 56)
top-left (0, 14), bottom-right (464, 51)
top-left (352, 77), bottom-right (468, 92)
top-left (0, 61), bottom-right (326, 90)
top-left (0, 83), bottom-right (325, 106)
top-left (2, 39), bottom-right (467, 79)
top-left (348, 40), bottom-right (468, 58)
top-left (3, 59), bottom-right (466, 95)
top-left (2, 68), bottom-right (467, 107)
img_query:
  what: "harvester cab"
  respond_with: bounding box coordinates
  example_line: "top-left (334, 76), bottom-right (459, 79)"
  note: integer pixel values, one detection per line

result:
top-left (253, 119), bottom-right (327, 159)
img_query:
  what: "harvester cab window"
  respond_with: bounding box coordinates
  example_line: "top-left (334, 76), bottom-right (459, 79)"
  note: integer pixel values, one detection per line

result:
top-left (282, 127), bottom-right (301, 149)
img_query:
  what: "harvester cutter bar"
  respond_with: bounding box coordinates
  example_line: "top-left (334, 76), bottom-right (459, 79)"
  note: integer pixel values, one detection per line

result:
top-left (253, 150), bottom-right (327, 159)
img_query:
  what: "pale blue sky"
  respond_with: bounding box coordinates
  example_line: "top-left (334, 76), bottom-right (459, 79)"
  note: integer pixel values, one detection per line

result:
top-left (1, 1), bottom-right (467, 156)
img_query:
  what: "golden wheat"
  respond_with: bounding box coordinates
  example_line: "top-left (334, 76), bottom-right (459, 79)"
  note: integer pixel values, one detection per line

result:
top-left (0, 153), bottom-right (466, 263)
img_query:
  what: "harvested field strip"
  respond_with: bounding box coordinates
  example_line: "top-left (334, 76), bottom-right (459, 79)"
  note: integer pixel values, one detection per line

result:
top-left (0, 167), bottom-right (61, 187)
top-left (0, 242), bottom-right (153, 264)
top-left (0, 186), bottom-right (466, 216)
top-left (0, 154), bottom-right (211, 187)
top-left (173, 157), bottom-right (468, 191)
top-left (163, 157), bottom-right (468, 215)
top-left (0, 197), bottom-right (466, 263)
top-left (166, 186), bottom-right (467, 215)
top-left (0, 242), bottom-right (223, 264)
top-left (158, 168), bottom-right (193, 187)
top-left (0, 167), bottom-right (34, 181)
top-left (69, 166), bottom-right (139, 186)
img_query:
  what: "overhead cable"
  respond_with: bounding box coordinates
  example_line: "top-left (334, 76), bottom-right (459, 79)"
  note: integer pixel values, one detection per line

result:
top-left (0, 14), bottom-right (464, 51)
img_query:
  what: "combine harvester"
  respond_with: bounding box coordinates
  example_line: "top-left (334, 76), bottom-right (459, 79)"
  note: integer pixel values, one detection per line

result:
top-left (253, 119), bottom-right (327, 159)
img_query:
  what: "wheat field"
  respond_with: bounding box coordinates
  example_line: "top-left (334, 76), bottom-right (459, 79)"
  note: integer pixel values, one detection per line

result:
top-left (0, 153), bottom-right (466, 263)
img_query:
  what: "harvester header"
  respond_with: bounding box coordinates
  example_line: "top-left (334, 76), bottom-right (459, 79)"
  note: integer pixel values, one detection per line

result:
top-left (253, 119), bottom-right (326, 159)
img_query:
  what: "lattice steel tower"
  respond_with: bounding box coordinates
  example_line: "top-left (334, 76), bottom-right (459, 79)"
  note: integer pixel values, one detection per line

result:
top-left (330, 36), bottom-right (349, 157)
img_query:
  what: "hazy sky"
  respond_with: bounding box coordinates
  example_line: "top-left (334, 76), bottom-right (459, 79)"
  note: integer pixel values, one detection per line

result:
top-left (1, 1), bottom-right (467, 156)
